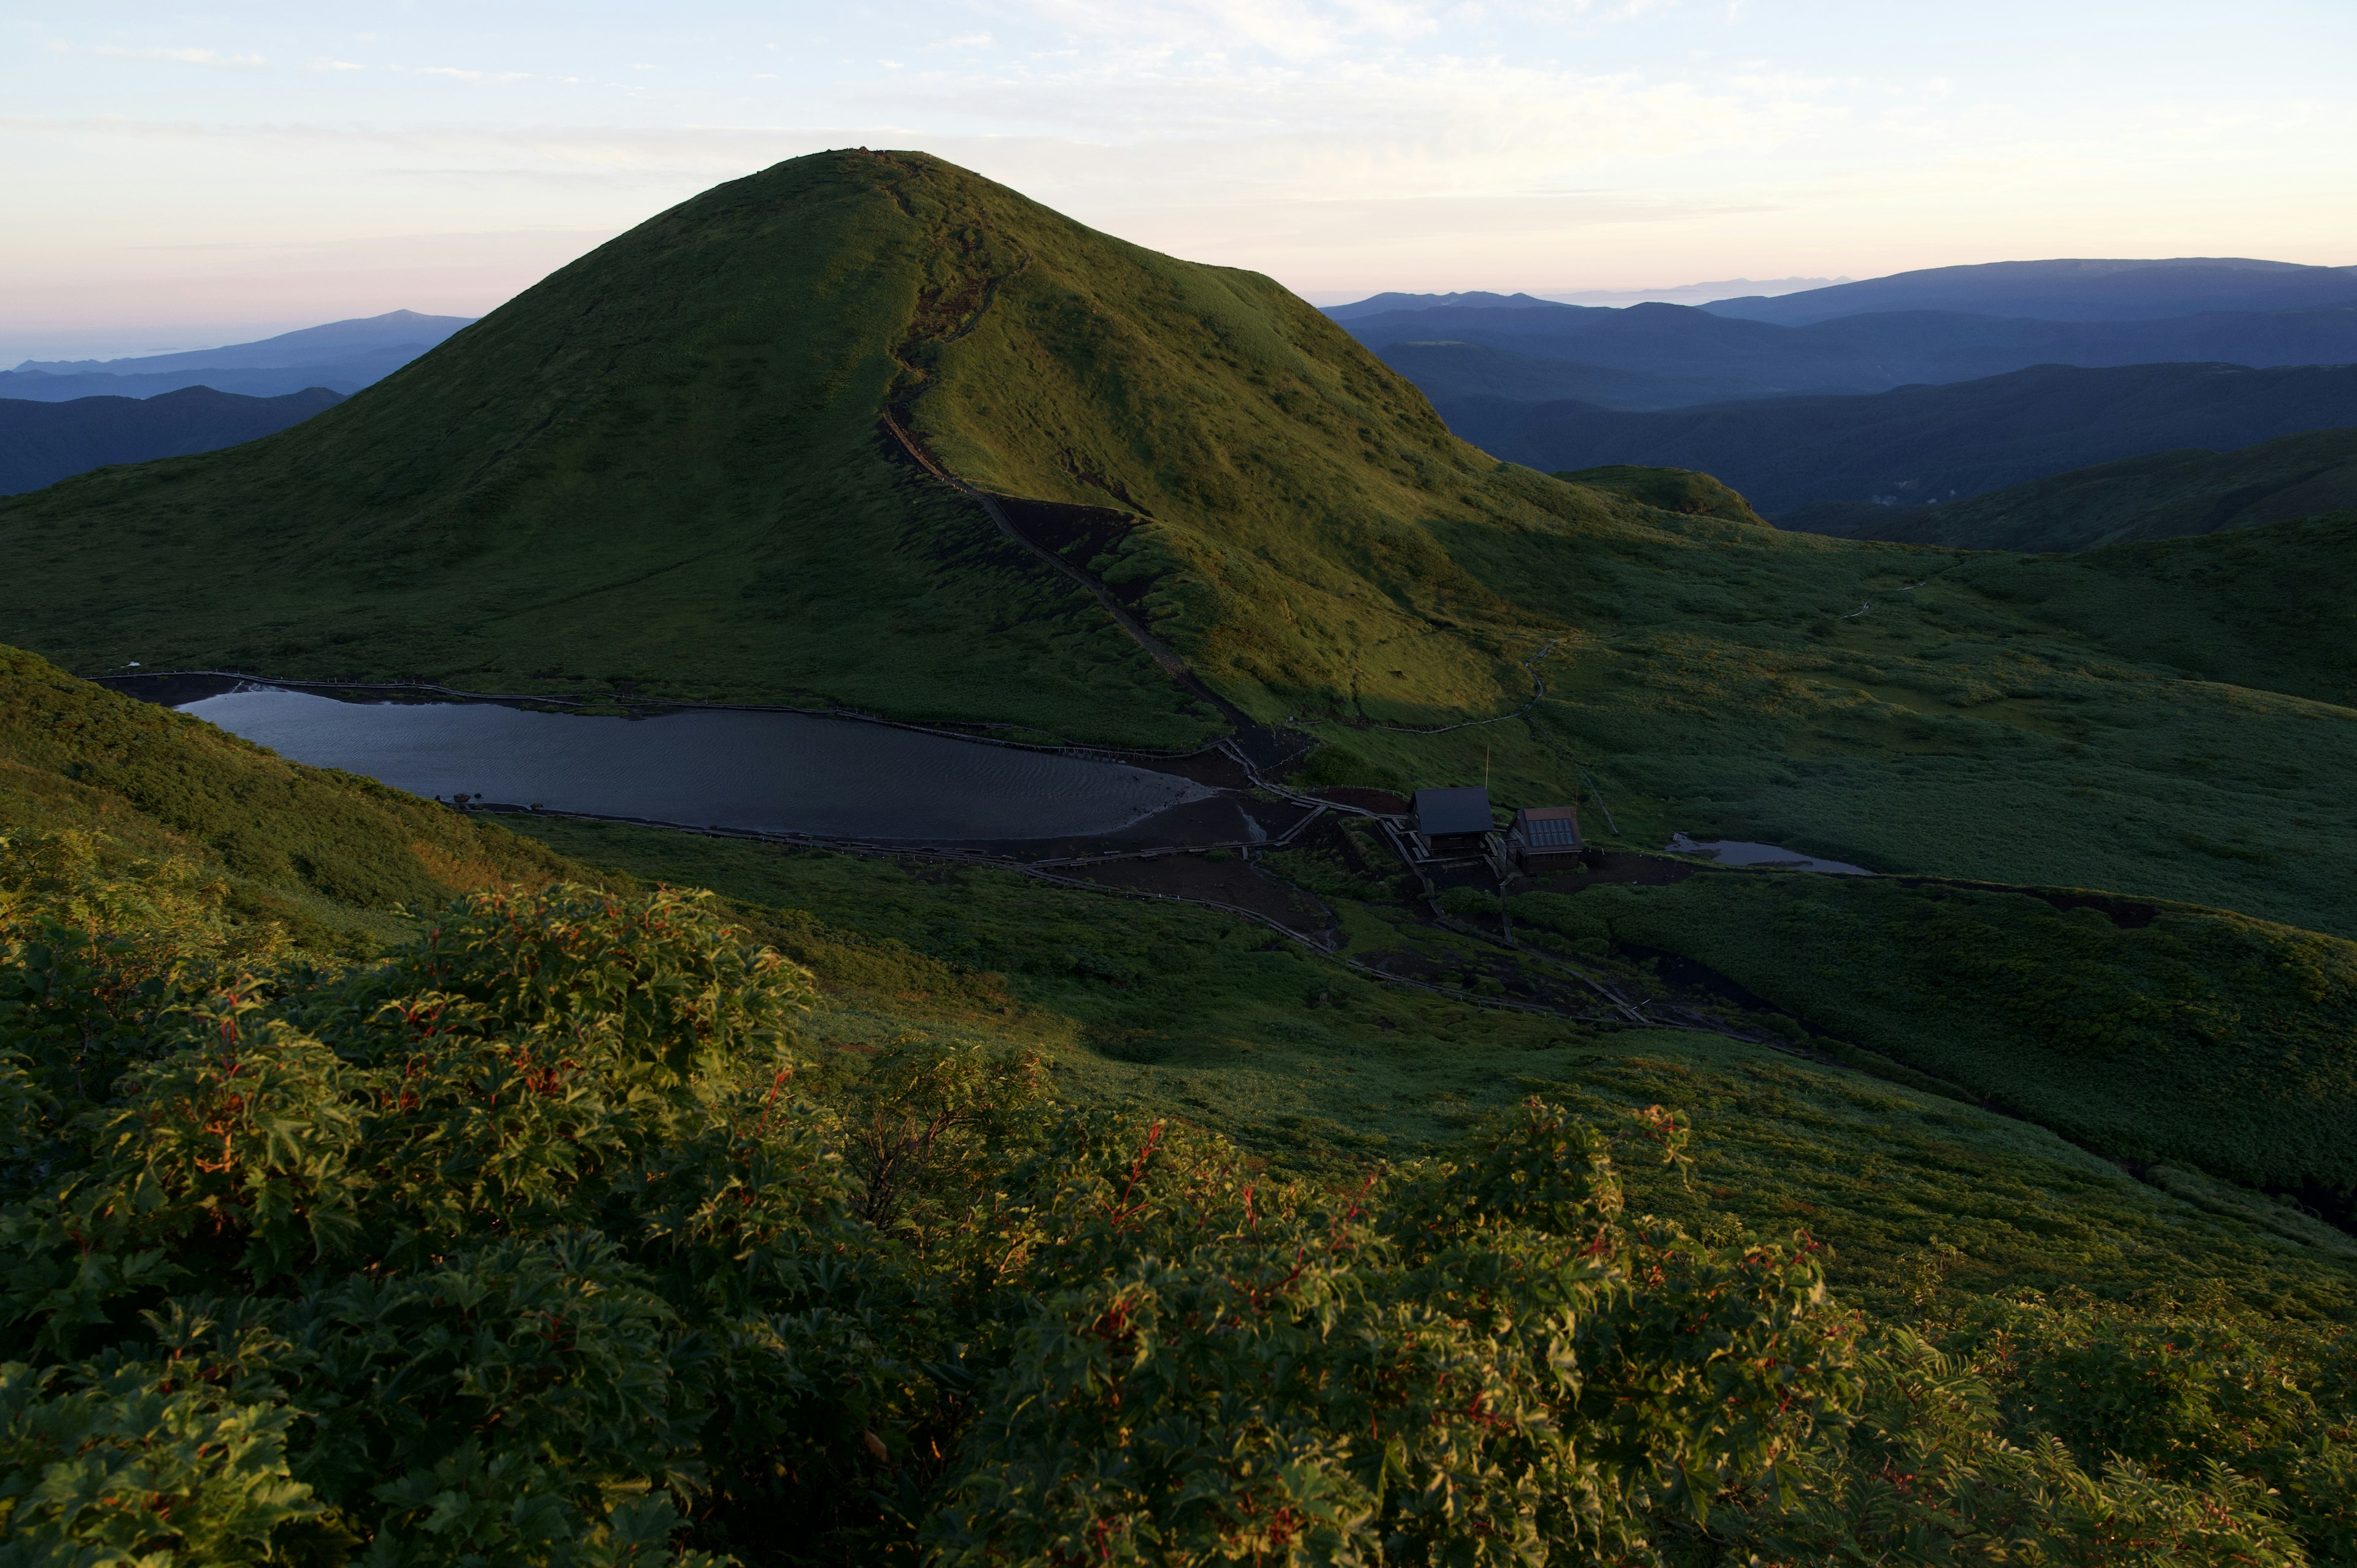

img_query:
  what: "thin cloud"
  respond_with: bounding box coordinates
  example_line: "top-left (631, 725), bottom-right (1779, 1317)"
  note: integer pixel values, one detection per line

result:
top-left (91, 45), bottom-right (268, 68)
top-left (417, 66), bottom-right (535, 83)
top-left (306, 59), bottom-right (366, 72)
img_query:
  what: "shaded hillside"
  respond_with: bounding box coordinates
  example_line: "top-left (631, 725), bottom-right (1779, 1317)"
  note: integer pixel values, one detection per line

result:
top-left (1455, 361), bottom-right (2357, 513)
top-left (0, 643), bottom-right (578, 946)
top-left (1707, 256), bottom-right (2357, 325)
top-left (1787, 427), bottom-right (2357, 550)
top-left (1947, 511), bottom-right (2357, 710)
top-left (1333, 299), bottom-right (2357, 395)
top-left (0, 385), bottom-right (343, 495)
top-left (1549, 464), bottom-right (1764, 523)
top-left (1377, 339), bottom-right (1776, 410)
top-left (1510, 866), bottom-right (2357, 1208)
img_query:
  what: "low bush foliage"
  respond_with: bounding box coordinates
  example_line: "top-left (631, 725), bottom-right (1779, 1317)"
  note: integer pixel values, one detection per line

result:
top-left (2, 850), bottom-right (2351, 1563)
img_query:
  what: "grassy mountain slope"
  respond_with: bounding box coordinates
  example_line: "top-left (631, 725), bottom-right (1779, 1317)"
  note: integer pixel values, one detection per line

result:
top-left (522, 815), bottom-right (2357, 1310)
top-left (1549, 463), bottom-right (1765, 523)
top-left (7, 643), bottom-right (2355, 1560)
top-left (0, 153), bottom-right (1229, 744)
top-left (1945, 511), bottom-right (2357, 707)
top-left (1788, 427), bottom-right (2357, 550)
top-left (0, 643), bottom-right (576, 948)
top-left (0, 149), bottom-right (1641, 740)
top-left (1506, 868), bottom-right (2357, 1208)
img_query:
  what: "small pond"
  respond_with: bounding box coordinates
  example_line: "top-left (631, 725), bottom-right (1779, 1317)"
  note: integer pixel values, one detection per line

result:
top-left (1666, 833), bottom-right (1871, 876)
top-left (171, 683), bottom-right (1225, 843)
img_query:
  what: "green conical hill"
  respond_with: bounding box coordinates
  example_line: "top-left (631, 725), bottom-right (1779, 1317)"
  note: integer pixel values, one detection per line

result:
top-left (0, 149), bottom-right (1644, 740)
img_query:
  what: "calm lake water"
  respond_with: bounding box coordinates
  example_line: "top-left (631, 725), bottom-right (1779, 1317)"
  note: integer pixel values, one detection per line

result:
top-left (179, 686), bottom-right (1221, 841)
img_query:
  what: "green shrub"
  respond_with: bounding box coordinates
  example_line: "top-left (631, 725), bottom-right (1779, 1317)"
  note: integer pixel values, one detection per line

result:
top-left (1438, 885), bottom-right (1500, 918)
top-left (1506, 889), bottom-right (1611, 942)
top-left (2, 855), bottom-right (2350, 1564)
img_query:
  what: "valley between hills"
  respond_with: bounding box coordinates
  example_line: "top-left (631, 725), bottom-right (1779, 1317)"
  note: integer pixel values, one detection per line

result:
top-left (2, 150), bottom-right (2355, 1563)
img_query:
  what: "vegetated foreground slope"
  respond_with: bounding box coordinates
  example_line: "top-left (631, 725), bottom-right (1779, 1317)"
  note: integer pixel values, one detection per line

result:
top-left (0, 384), bottom-right (343, 495)
top-left (5, 653), bottom-right (2355, 1562)
top-left (1506, 868), bottom-right (2357, 1213)
top-left (1789, 427), bottom-right (2357, 550)
top-left (0, 641), bottom-right (573, 948)
top-left (1449, 361), bottom-right (2357, 514)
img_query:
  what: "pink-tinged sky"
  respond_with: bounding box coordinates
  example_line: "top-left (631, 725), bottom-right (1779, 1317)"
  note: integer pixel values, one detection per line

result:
top-left (4, 0), bottom-right (2353, 361)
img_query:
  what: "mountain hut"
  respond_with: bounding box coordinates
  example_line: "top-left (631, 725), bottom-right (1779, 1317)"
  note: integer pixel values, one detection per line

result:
top-left (1507, 805), bottom-right (1583, 868)
top-left (1412, 787), bottom-right (1495, 857)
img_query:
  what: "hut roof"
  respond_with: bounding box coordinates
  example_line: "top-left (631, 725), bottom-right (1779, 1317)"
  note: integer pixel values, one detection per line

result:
top-left (1514, 806), bottom-right (1581, 848)
top-left (1413, 787), bottom-right (1493, 836)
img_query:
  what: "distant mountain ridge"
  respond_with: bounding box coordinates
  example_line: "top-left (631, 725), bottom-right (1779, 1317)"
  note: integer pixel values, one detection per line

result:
top-left (1448, 361), bottom-right (2357, 514)
top-left (1705, 257), bottom-right (2357, 326)
top-left (1337, 299), bottom-right (2357, 398)
top-left (0, 384), bottom-right (344, 496)
top-left (0, 310), bottom-right (475, 403)
top-left (1374, 340), bottom-right (1779, 411)
top-left (1322, 291), bottom-right (1574, 320)
top-left (13, 311), bottom-right (474, 374)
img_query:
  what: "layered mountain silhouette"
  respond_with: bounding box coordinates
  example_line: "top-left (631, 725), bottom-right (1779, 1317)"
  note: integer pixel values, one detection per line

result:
top-left (1332, 299), bottom-right (2357, 398)
top-left (0, 310), bottom-right (474, 402)
top-left (1455, 361), bottom-right (2357, 515)
top-left (1375, 340), bottom-right (1778, 411)
top-left (0, 384), bottom-right (343, 495)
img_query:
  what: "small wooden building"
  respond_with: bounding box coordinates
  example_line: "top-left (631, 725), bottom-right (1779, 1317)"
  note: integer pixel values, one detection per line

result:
top-left (1507, 805), bottom-right (1582, 868)
top-left (1412, 787), bottom-right (1495, 857)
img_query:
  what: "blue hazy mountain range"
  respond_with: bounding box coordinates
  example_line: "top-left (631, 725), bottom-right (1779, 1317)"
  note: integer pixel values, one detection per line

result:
top-left (1703, 257), bottom-right (2357, 326)
top-left (0, 311), bottom-right (474, 402)
top-left (1329, 298), bottom-right (2357, 398)
top-left (1331, 258), bottom-right (2357, 527)
top-left (1446, 361), bottom-right (2357, 517)
top-left (0, 385), bottom-right (344, 495)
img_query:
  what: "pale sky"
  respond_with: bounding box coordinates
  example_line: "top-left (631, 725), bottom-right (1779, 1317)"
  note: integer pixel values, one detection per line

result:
top-left (6, 0), bottom-right (2354, 361)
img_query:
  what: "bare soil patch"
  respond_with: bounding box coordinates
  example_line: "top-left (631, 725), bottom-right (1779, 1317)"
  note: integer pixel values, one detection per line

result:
top-left (1061, 852), bottom-right (1332, 932)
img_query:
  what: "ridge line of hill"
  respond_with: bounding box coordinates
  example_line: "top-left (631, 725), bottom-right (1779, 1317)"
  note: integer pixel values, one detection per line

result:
top-left (878, 407), bottom-right (1191, 684)
top-left (861, 156), bottom-right (1293, 751)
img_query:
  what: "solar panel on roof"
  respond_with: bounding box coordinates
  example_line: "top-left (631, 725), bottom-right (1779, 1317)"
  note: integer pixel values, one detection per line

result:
top-left (1523, 817), bottom-right (1579, 848)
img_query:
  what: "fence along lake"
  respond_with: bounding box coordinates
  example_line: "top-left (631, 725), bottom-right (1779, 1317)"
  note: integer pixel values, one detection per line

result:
top-left (169, 683), bottom-right (1222, 842)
